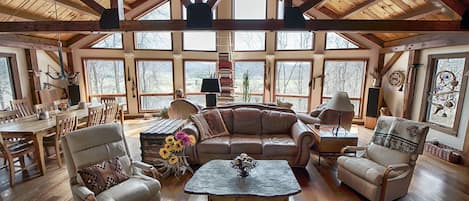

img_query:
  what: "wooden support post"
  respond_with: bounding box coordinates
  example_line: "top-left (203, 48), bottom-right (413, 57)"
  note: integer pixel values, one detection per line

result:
top-left (381, 52), bottom-right (404, 76)
top-left (25, 49), bottom-right (41, 104)
top-left (402, 50), bottom-right (420, 119)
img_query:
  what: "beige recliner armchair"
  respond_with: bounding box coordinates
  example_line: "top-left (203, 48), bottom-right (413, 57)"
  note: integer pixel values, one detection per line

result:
top-left (61, 124), bottom-right (161, 201)
top-left (337, 116), bottom-right (429, 201)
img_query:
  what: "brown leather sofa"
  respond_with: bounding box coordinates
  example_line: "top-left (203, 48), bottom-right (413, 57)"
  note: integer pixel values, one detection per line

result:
top-left (182, 104), bottom-right (314, 167)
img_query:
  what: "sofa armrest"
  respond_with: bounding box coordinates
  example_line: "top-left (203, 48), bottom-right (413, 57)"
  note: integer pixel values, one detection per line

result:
top-left (291, 121), bottom-right (314, 166)
top-left (296, 113), bottom-right (320, 125)
top-left (340, 146), bottom-right (368, 154)
top-left (71, 185), bottom-right (96, 201)
top-left (182, 123), bottom-right (200, 142)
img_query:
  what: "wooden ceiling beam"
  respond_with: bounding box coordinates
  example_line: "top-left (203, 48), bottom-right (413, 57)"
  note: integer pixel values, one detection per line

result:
top-left (0, 34), bottom-right (70, 52)
top-left (0, 5), bottom-right (54, 21)
top-left (55, 0), bottom-right (100, 17)
top-left (126, 0), bottom-right (167, 20)
top-left (0, 19), bottom-right (465, 33)
top-left (362, 33), bottom-right (385, 47)
top-left (79, 0), bottom-right (105, 14)
top-left (299, 0), bottom-right (327, 13)
top-left (395, 4), bottom-right (442, 20)
top-left (341, 0), bottom-right (379, 19)
top-left (434, 0), bottom-right (466, 16)
top-left (381, 33), bottom-right (469, 53)
top-left (207, 0), bottom-right (222, 9)
top-left (380, 52), bottom-right (404, 76)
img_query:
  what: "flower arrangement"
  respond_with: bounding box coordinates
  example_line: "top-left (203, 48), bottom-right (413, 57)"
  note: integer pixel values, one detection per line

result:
top-left (231, 153), bottom-right (257, 177)
top-left (155, 131), bottom-right (196, 178)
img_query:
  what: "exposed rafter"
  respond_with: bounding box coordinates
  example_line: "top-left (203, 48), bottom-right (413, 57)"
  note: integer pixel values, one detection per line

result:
top-left (207, 0), bottom-right (222, 9)
top-left (362, 33), bottom-right (385, 47)
top-left (0, 4), bottom-right (54, 21)
top-left (55, 0), bottom-right (100, 17)
top-left (341, 0), bottom-right (379, 19)
top-left (380, 52), bottom-right (404, 76)
top-left (299, 0), bottom-right (327, 13)
top-left (382, 33), bottom-right (469, 53)
top-left (0, 19), bottom-right (464, 33)
top-left (0, 34), bottom-right (70, 52)
top-left (394, 4), bottom-right (442, 20)
top-left (79, 0), bottom-right (105, 14)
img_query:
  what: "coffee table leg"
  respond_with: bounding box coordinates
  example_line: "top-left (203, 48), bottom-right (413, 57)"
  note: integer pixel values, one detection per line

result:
top-left (33, 132), bottom-right (46, 175)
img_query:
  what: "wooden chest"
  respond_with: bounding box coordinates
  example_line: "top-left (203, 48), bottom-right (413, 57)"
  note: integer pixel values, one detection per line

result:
top-left (140, 119), bottom-right (187, 165)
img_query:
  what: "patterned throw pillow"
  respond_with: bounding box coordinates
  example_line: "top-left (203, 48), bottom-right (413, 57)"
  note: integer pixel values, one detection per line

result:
top-left (78, 157), bottom-right (129, 195)
top-left (191, 109), bottom-right (230, 141)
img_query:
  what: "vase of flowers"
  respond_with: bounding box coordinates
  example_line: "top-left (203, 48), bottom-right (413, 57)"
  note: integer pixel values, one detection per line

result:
top-left (155, 131), bottom-right (196, 178)
top-left (231, 153), bottom-right (257, 178)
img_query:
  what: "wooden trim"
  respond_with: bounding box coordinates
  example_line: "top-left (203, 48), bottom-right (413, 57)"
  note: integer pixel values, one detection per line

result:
top-left (463, 120), bottom-right (469, 166)
top-left (436, 0), bottom-right (466, 17)
top-left (134, 59), bottom-right (175, 113)
top-left (0, 53), bottom-right (22, 100)
top-left (380, 52), bottom-right (404, 76)
top-left (395, 4), bottom-right (442, 20)
top-left (420, 52), bottom-right (469, 136)
top-left (299, 0), bottom-right (326, 13)
top-left (232, 60), bottom-right (266, 103)
top-left (402, 50), bottom-right (420, 119)
top-left (79, 0), bottom-right (105, 14)
top-left (382, 33), bottom-right (469, 53)
top-left (0, 20), bottom-right (465, 33)
top-left (23, 50), bottom-right (40, 104)
top-left (0, 35), bottom-right (69, 52)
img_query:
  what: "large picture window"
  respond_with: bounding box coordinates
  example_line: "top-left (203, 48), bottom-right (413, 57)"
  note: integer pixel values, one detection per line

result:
top-left (184, 61), bottom-right (217, 105)
top-left (423, 53), bottom-right (469, 134)
top-left (322, 60), bottom-right (367, 117)
top-left (0, 55), bottom-right (16, 110)
top-left (275, 61), bottom-right (312, 112)
top-left (234, 61), bottom-right (265, 103)
top-left (233, 0), bottom-right (266, 51)
top-left (134, 1), bottom-right (172, 50)
top-left (84, 59), bottom-right (127, 109)
top-left (136, 60), bottom-right (174, 111)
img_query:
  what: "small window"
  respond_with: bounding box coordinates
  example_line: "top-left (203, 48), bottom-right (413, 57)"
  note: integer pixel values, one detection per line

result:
top-left (423, 54), bottom-right (469, 134)
top-left (325, 33), bottom-right (359, 50)
top-left (183, 32), bottom-right (217, 51)
top-left (234, 0), bottom-right (266, 19)
top-left (136, 60), bottom-right (174, 111)
top-left (0, 55), bottom-right (16, 110)
top-left (184, 61), bottom-right (217, 106)
top-left (91, 33), bottom-right (123, 49)
top-left (135, 2), bottom-right (172, 50)
top-left (277, 31), bottom-right (314, 50)
top-left (322, 60), bottom-right (367, 117)
top-left (234, 61), bottom-right (265, 103)
top-left (234, 32), bottom-right (265, 51)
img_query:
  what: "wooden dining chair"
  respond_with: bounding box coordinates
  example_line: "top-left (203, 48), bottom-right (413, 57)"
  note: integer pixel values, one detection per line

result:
top-left (0, 110), bottom-right (20, 124)
top-left (87, 104), bottom-right (104, 127)
top-left (100, 96), bottom-right (117, 104)
top-left (10, 99), bottom-right (35, 117)
top-left (103, 102), bottom-right (119, 124)
top-left (43, 112), bottom-right (78, 167)
top-left (53, 99), bottom-right (69, 111)
top-left (0, 133), bottom-right (37, 187)
top-left (34, 103), bottom-right (55, 114)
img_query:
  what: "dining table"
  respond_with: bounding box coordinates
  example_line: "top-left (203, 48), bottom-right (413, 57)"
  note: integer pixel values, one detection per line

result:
top-left (0, 105), bottom-right (124, 176)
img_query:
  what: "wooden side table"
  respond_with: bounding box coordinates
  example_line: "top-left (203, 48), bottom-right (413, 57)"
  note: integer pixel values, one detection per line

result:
top-left (307, 125), bottom-right (358, 166)
top-left (140, 119), bottom-right (187, 165)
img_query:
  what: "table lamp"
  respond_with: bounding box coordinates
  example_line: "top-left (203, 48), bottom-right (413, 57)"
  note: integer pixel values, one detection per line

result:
top-left (326, 92), bottom-right (355, 136)
top-left (201, 78), bottom-right (221, 107)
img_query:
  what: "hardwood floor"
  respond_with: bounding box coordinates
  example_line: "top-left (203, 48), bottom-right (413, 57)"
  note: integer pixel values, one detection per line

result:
top-left (0, 120), bottom-right (468, 201)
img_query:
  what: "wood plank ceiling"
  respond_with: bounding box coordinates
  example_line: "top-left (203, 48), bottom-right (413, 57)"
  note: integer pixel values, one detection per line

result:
top-left (0, 0), bottom-right (464, 47)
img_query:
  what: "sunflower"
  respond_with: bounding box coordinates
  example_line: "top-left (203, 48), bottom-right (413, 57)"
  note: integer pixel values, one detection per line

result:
top-left (159, 148), bottom-right (171, 159)
top-left (165, 136), bottom-right (175, 144)
top-left (164, 143), bottom-right (171, 150)
top-left (188, 135), bottom-right (196, 145)
top-left (173, 140), bottom-right (183, 152)
top-left (168, 155), bottom-right (179, 165)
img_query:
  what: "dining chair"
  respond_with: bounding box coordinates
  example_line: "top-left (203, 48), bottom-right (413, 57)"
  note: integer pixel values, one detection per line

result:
top-left (0, 110), bottom-right (20, 124)
top-left (53, 99), bottom-right (70, 111)
top-left (103, 102), bottom-right (119, 124)
top-left (10, 99), bottom-right (35, 117)
top-left (34, 103), bottom-right (55, 114)
top-left (43, 112), bottom-right (78, 167)
top-left (87, 104), bottom-right (104, 127)
top-left (0, 133), bottom-right (37, 187)
top-left (100, 96), bottom-right (117, 104)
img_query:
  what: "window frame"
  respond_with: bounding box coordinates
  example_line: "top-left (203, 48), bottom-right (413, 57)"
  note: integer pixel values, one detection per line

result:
top-left (133, 1), bottom-right (173, 51)
top-left (133, 32), bottom-right (174, 51)
top-left (233, 60), bottom-right (266, 103)
top-left (324, 32), bottom-right (363, 51)
top-left (135, 59), bottom-right (175, 113)
top-left (420, 52), bottom-right (469, 135)
top-left (275, 31), bottom-right (315, 51)
top-left (0, 53), bottom-right (21, 108)
top-left (82, 57), bottom-right (129, 112)
top-left (183, 59), bottom-right (218, 103)
top-left (273, 59), bottom-right (314, 113)
top-left (321, 58), bottom-right (368, 119)
top-left (87, 33), bottom-right (124, 50)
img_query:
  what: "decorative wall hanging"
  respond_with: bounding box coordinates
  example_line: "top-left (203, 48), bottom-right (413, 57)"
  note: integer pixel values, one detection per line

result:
top-left (428, 70), bottom-right (459, 117)
top-left (388, 71), bottom-right (406, 91)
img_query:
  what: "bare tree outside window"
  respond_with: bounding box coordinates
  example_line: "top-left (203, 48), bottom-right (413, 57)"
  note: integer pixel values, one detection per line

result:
top-left (184, 61), bottom-right (217, 105)
top-left (275, 61), bottom-right (312, 112)
top-left (326, 33), bottom-right (359, 50)
top-left (277, 31), bottom-right (313, 50)
top-left (234, 32), bottom-right (266, 51)
top-left (183, 32), bottom-right (217, 51)
top-left (234, 61), bottom-right (264, 103)
top-left (137, 60), bottom-right (174, 111)
top-left (135, 2), bottom-right (172, 50)
top-left (0, 57), bottom-right (14, 110)
top-left (91, 33), bottom-right (123, 49)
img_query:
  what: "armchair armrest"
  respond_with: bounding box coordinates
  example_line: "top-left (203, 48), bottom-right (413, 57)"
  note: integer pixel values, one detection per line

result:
top-left (71, 185), bottom-right (96, 201)
top-left (182, 123), bottom-right (199, 142)
top-left (132, 161), bottom-right (161, 179)
top-left (385, 163), bottom-right (410, 173)
top-left (340, 146), bottom-right (367, 154)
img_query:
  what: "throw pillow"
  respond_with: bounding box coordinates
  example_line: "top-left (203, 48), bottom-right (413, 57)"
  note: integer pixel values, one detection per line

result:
top-left (191, 109), bottom-right (230, 141)
top-left (78, 157), bottom-right (129, 195)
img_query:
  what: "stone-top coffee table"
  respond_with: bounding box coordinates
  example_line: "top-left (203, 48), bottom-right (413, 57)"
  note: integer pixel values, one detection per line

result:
top-left (184, 160), bottom-right (301, 201)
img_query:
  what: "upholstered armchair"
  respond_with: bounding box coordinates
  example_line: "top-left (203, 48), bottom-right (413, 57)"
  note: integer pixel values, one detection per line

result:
top-left (61, 124), bottom-right (161, 201)
top-left (168, 99), bottom-right (202, 119)
top-left (337, 116), bottom-right (429, 201)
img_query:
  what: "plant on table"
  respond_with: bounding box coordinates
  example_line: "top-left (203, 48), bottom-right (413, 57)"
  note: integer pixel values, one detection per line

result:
top-left (155, 131), bottom-right (196, 178)
top-left (231, 153), bottom-right (257, 177)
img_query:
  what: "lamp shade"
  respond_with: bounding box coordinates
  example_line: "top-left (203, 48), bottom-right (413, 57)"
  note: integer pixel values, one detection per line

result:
top-left (201, 78), bottom-right (221, 93)
top-left (326, 92), bottom-right (354, 112)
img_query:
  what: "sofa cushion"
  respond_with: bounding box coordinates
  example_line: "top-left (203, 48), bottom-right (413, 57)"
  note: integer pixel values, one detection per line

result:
top-left (230, 135), bottom-right (263, 154)
top-left (338, 156), bottom-right (401, 185)
top-left (78, 157), bottom-right (129, 195)
top-left (197, 136), bottom-right (231, 154)
top-left (262, 135), bottom-right (297, 156)
top-left (232, 108), bottom-right (262, 135)
top-left (191, 110), bottom-right (229, 141)
top-left (261, 110), bottom-right (297, 134)
top-left (219, 109), bottom-right (233, 133)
